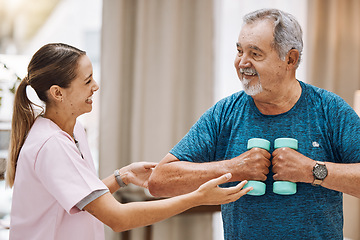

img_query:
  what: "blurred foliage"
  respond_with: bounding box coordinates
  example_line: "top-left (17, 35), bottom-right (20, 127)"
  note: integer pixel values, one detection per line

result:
top-left (0, 62), bottom-right (22, 107)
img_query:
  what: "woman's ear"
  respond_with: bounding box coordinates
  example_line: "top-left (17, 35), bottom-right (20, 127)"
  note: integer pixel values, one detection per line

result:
top-left (49, 85), bottom-right (63, 102)
top-left (286, 49), bottom-right (299, 69)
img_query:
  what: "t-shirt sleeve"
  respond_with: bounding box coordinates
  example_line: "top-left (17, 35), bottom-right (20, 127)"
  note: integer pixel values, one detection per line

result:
top-left (326, 94), bottom-right (360, 163)
top-left (170, 103), bottom-right (221, 163)
top-left (34, 133), bottom-right (108, 214)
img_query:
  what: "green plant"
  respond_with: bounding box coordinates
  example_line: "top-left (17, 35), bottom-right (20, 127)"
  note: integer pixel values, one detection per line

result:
top-left (0, 61), bottom-right (22, 107)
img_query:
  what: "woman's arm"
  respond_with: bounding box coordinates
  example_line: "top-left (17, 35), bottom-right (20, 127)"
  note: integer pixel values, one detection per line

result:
top-left (85, 173), bottom-right (251, 232)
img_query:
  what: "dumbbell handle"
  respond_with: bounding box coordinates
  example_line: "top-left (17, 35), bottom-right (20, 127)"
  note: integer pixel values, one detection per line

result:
top-left (244, 138), bottom-right (270, 196)
top-left (273, 138), bottom-right (298, 195)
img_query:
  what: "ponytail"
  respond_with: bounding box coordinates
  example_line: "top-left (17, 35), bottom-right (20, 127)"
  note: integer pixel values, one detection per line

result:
top-left (6, 77), bottom-right (41, 187)
top-left (5, 43), bottom-right (85, 187)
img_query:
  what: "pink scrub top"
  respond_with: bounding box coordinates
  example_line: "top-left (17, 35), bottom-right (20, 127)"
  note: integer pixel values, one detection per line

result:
top-left (9, 117), bottom-right (108, 240)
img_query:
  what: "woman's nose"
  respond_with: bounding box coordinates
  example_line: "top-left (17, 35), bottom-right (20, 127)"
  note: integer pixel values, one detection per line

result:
top-left (93, 80), bottom-right (100, 91)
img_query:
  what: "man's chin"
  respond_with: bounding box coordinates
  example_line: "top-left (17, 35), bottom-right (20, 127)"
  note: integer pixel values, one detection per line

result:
top-left (241, 78), bottom-right (252, 85)
top-left (243, 85), bottom-right (263, 96)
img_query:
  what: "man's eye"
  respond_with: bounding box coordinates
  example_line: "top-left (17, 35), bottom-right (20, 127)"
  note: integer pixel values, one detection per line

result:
top-left (252, 52), bottom-right (263, 59)
top-left (237, 49), bottom-right (243, 55)
top-left (86, 79), bottom-right (92, 84)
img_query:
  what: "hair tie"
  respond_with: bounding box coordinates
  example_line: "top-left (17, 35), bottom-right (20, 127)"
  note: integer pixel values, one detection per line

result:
top-left (24, 75), bottom-right (30, 85)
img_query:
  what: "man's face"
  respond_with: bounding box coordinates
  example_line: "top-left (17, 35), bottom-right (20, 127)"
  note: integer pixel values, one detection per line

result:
top-left (234, 20), bottom-right (288, 97)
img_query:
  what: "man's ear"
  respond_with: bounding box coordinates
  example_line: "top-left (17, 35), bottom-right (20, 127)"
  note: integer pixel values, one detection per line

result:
top-left (49, 85), bottom-right (63, 102)
top-left (286, 49), bottom-right (299, 69)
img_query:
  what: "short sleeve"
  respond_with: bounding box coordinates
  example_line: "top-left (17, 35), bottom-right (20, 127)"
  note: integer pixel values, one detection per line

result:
top-left (326, 94), bottom-right (360, 163)
top-left (76, 189), bottom-right (109, 210)
top-left (34, 133), bottom-right (108, 214)
top-left (170, 105), bottom-right (219, 163)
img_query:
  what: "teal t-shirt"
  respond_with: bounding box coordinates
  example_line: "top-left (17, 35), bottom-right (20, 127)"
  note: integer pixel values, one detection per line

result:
top-left (170, 81), bottom-right (360, 240)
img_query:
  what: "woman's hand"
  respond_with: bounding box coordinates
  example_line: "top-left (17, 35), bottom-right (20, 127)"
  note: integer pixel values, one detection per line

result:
top-left (94, 172), bottom-right (251, 232)
top-left (192, 173), bottom-right (252, 205)
top-left (119, 162), bottom-right (157, 188)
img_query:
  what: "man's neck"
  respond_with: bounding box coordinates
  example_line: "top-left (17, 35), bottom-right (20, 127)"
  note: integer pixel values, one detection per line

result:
top-left (252, 79), bottom-right (302, 115)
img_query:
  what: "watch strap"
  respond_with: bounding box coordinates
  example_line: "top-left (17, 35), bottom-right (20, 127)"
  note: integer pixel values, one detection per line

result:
top-left (312, 178), bottom-right (323, 186)
top-left (114, 169), bottom-right (127, 188)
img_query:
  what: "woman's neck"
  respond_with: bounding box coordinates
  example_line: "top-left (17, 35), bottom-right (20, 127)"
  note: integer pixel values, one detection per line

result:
top-left (43, 108), bottom-right (77, 138)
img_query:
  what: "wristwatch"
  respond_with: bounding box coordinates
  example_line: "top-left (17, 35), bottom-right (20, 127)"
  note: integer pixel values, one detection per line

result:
top-left (114, 169), bottom-right (128, 188)
top-left (312, 161), bottom-right (328, 186)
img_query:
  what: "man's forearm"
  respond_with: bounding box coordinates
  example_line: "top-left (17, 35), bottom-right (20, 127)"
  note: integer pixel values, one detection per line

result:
top-left (148, 156), bottom-right (229, 197)
top-left (322, 162), bottom-right (360, 198)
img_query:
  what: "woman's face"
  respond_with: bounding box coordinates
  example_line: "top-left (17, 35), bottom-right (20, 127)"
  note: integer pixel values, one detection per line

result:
top-left (62, 55), bottom-right (99, 117)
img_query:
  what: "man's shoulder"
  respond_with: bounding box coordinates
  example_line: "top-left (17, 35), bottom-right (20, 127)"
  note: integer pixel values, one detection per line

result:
top-left (300, 81), bottom-right (345, 107)
top-left (209, 91), bottom-right (249, 118)
top-left (214, 91), bottom-right (248, 109)
top-left (301, 81), bottom-right (339, 98)
top-left (299, 81), bottom-right (353, 123)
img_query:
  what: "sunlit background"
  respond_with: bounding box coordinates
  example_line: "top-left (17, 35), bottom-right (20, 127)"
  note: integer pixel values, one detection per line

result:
top-left (0, 0), bottom-right (102, 239)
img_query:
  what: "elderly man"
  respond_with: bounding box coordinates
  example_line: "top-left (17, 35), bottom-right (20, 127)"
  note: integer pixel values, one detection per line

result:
top-left (149, 8), bottom-right (360, 240)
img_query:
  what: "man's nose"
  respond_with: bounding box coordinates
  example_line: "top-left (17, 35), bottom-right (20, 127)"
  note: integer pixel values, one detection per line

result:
top-left (238, 54), bottom-right (252, 69)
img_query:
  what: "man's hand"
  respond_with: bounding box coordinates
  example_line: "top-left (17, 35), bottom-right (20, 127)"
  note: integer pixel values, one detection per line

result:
top-left (272, 148), bottom-right (313, 183)
top-left (228, 147), bottom-right (271, 181)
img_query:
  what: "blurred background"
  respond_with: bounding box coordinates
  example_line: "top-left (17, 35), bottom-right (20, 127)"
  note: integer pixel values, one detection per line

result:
top-left (0, 0), bottom-right (359, 240)
top-left (0, 0), bottom-right (101, 239)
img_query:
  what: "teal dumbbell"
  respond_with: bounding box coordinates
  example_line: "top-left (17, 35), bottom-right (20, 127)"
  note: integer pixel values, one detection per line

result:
top-left (244, 138), bottom-right (271, 196)
top-left (273, 138), bottom-right (298, 195)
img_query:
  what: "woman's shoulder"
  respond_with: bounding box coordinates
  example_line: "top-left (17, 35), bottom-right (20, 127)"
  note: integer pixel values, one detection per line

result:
top-left (25, 117), bottom-right (71, 148)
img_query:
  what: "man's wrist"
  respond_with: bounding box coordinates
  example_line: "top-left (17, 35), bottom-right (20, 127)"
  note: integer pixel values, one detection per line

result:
top-left (312, 161), bottom-right (328, 186)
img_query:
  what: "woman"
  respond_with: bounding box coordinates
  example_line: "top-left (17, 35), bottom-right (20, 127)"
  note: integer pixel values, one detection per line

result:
top-left (5, 43), bottom-right (251, 240)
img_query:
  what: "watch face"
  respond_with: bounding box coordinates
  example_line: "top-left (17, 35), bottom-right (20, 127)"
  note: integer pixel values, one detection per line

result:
top-left (313, 163), bottom-right (328, 179)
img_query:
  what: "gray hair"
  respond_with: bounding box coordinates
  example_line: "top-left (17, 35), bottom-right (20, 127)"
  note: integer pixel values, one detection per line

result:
top-left (243, 8), bottom-right (303, 68)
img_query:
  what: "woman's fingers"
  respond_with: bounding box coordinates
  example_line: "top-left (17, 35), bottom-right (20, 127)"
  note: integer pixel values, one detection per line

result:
top-left (231, 181), bottom-right (253, 195)
top-left (217, 181), bottom-right (252, 204)
top-left (204, 173), bottom-right (233, 187)
top-left (228, 180), bottom-right (250, 193)
top-left (196, 173), bottom-right (256, 205)
top-left (141, 162), bottom-right (157, 169)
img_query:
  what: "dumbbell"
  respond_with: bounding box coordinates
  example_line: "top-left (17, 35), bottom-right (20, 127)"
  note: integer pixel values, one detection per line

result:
top-left (273, 138), bottom-right (298, 195)
top-left (244, 138), bottom-right (271, 196)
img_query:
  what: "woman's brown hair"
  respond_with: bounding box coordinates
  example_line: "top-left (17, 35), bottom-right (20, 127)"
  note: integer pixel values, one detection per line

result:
top-left (6, 43), bottom-right (86, 187)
